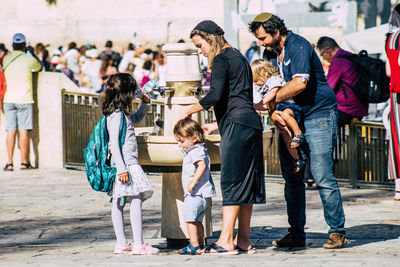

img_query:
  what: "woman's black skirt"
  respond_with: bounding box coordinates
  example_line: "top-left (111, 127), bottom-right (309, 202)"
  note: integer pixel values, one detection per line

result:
top-left (220, 121), bottom-right (266, 206)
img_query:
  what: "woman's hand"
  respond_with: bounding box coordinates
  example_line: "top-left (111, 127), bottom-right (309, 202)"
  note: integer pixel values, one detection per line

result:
top-left (118, 172), bottom-right (129, 184)
top-left (202, 122), bottom-right (218, 136)
top-left (176, 103), bottom-right (205, 125)
top-left (176, 112), bottom-right (191, 125)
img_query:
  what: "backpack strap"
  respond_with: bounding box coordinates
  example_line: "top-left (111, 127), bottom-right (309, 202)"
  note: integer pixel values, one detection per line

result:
top-left (339, 80), bottom-right (351, 99)
top-left (2, 53), bottom-right (24, 71)
top-left (118, 111), bottom-right (127, 149)
top-left (336, 54), bottom-right (355, 100)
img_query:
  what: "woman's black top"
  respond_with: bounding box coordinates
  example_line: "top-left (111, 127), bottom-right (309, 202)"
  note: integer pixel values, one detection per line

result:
top-left (199, 47), bottom-right (262, 134)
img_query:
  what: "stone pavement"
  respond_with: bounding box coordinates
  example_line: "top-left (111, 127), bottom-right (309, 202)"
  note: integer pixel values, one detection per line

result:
top-left (0, 168), bottom-right (399, 267)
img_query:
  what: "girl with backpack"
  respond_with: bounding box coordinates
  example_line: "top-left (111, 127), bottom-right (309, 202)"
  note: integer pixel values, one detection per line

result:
top-left (102, 73), bottom-right (159, 255)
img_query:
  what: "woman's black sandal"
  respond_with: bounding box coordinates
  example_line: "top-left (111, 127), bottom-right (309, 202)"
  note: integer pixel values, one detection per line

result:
top-left (203, 243), bottom-right (238, 255)
top-left (235, 245), bottom-right (256, 254)
top-left (3, 163), bottom-right (14, 171)
top-left (21, 162), bottom-right (34, 170)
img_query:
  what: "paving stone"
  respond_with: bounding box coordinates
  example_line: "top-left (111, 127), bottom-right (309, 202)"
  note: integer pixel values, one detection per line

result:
top-left (0, 169), bottom-right (399, 266)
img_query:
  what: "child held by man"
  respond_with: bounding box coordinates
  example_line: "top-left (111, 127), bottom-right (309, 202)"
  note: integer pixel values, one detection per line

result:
top-left (251, 59), bottom-right (305, 172)
top-left (173, 118), bottom-right (216, 255)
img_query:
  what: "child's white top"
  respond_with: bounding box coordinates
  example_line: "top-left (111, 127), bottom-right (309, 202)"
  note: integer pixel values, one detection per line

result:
top-left (253, 75), bottom-right (294, 104)
top-left (182, 143), bottom-right (216, 198)
top-left (107, 102), bottom-right (151, 175)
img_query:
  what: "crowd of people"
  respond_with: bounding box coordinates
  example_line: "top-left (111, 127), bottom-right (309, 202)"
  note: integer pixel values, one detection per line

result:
top-left (1, 5), bottom-right (399, 257)
top-left (1, 39), bottom-right (170, 95)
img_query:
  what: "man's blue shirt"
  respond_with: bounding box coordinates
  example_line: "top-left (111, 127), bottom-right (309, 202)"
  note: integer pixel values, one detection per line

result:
top-left (263, 31), bottom-right (337, 119)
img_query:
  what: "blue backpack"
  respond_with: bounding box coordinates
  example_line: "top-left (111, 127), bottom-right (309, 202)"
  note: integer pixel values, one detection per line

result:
top-left (84, 113), bottom-right (126, 193)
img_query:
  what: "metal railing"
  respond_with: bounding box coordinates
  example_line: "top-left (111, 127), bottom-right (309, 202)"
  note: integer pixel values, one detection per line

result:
top-left (62, 90), bottom-right (393, 187)
top-left (346, 121), bottom-right (391, 187)
top-left (264, 119), bottom-right (393, 188)
top-left (62, 90), bottom-right (164, 168)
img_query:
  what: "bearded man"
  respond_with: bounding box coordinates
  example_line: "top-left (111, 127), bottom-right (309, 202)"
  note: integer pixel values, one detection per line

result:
top-left (248, 13), bottom-right (347, 249)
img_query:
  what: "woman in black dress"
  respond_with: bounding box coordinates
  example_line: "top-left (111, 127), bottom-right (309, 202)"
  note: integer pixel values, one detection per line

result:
top-left (178, 20), bottom-right (265, 254)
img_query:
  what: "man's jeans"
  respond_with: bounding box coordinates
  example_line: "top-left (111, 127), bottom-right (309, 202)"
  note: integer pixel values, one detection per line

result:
top-left (278, 109), bottom-right (346, 240)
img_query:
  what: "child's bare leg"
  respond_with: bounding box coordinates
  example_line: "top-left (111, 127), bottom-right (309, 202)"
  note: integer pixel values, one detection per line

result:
top-left (196, 222), bottom-right (205, 246)
top-left (281, 108), bottom-right (304, 148)
top-left (281, 109), bottom-right (302, 135)
top-left (275, 109), bottom-right (305, 172)
top-left (281, 131), bottom-right (299, 160)
top-left (271, 111), bottom-right (291, 136)
top-left (282, 132), bottom-right (304, 172)
top-left (186, 222), bottom-right (200, 247)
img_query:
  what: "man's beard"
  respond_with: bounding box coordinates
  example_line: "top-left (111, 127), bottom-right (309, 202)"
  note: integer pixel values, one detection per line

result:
top-left (266, 36), bottom-right (281, 54)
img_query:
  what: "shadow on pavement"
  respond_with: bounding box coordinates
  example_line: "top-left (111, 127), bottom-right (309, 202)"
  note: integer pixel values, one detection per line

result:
top-left (210, 223), bottom-right (400, 250)
top-left (0, 209), bottom-right (161, 255)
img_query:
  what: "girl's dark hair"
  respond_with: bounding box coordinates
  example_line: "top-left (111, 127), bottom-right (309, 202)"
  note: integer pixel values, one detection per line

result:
top-left (248, 15), bottom-right (288, 36)
top-left (102, 73), bottom-right (138, 116)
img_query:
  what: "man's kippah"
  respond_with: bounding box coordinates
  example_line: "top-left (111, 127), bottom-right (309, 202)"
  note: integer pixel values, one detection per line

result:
top-left (253, 12), bottom-right (273, 23)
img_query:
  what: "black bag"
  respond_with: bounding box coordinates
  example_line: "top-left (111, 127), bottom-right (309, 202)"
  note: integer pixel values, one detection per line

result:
top-left (338, 50), bottom-right (390, 103)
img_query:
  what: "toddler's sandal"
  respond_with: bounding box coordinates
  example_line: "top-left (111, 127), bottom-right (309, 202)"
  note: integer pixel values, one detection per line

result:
top-left (290, 133), bottom-right (304, 148)
top-left (179, 243), bottom-right (201, 255)
top-left (294, 159), bottom-right (306, 173)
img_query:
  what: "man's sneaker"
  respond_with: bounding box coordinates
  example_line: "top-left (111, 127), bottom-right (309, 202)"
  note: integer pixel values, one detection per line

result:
top-left (114, 242), bottom-right (133, 254)
top-left (323, 233), bottom-right (348, 249)
top-left (272, 233), bottom-right (306, 248)
top-left (131, 243), bottom-right (160, 255)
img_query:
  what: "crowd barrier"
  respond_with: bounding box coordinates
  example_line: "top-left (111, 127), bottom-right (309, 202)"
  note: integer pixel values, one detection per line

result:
top-left (62, 90), bottom-right (393, 188)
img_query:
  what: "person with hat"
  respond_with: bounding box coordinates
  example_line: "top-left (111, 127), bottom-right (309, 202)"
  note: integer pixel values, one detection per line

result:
top-left (177, 20), bottom-right (265, 255)
top-left (2, 33), bottom-right (42, 171)
top-left (249, 13), bottom-right (347, 249)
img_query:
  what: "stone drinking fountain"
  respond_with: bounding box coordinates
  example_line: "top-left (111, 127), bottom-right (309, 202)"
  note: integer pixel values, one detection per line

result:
top-left (135, 43), bottom-right (274, 248)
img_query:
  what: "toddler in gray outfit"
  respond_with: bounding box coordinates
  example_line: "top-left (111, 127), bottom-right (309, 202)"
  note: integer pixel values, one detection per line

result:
top-left (173, 118), bottom-right (216, 255)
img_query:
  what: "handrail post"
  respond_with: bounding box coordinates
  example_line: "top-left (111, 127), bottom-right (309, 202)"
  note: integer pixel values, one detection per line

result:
top-left (349, 119), bottom-right (358, 188)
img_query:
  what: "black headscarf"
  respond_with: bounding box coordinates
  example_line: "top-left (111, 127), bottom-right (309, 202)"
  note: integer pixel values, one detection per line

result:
top-left (193, 20), bottom-right (224, 35)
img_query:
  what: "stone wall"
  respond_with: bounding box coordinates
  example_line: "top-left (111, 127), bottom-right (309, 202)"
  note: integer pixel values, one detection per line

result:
top-left (0, 0), bottom-right (223, 51)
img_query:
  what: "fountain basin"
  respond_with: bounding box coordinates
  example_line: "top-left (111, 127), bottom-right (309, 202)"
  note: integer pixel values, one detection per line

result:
top-left (136, 126), bottom-right (274, 172)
